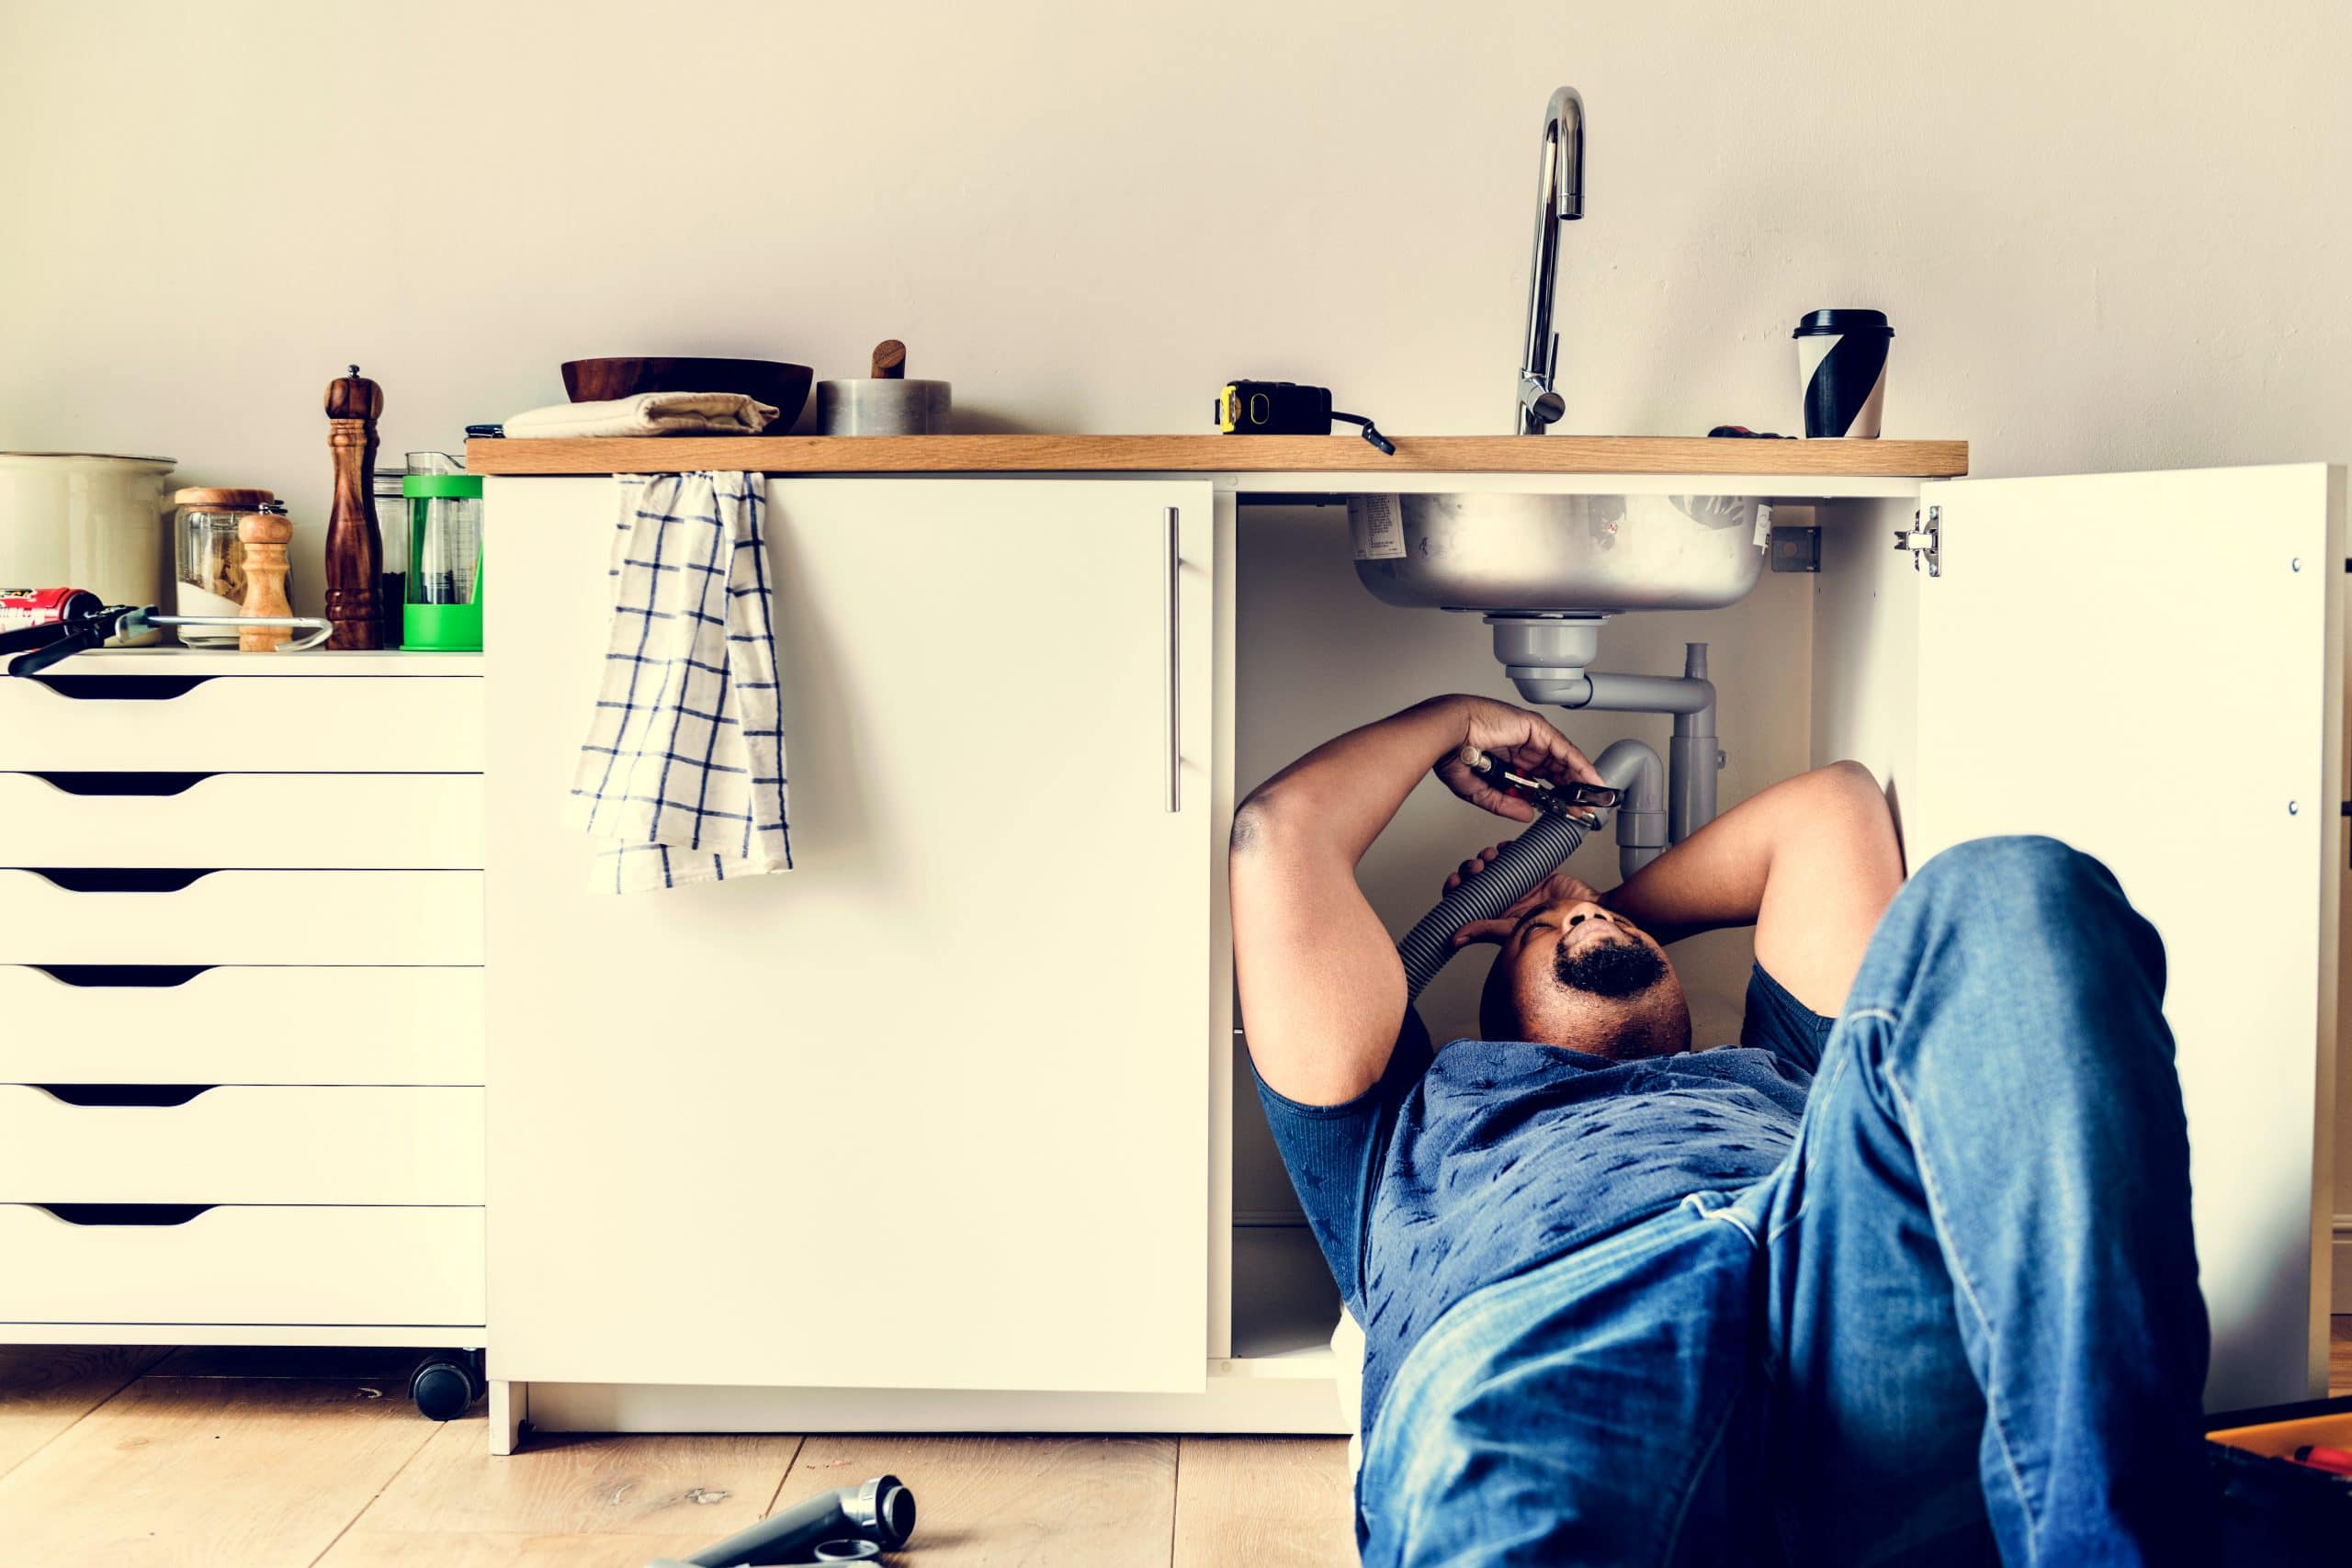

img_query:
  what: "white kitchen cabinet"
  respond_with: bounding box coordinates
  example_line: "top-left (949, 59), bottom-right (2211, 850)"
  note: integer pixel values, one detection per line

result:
top-left (0, 1084), bottom-right (484, 1205)
top-left (0, 772), bottom-right (482, 868)
top-left (0, 1204), bottom-right (484, 1327)
top-left (0, 669), bottom-right (483, 772)
top-left (0, 654), bottom-right (489, 1373)
top-left (481, 458), bottom-right (2343, 1441)
top-left (484, 478), bottom-right (1216, 1405)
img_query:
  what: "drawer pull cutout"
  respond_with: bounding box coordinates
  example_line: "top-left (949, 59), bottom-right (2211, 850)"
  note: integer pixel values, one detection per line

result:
top-left (27, 772), bottom-right (209, 797)
top-left (28, 964), bottom-right (212, 987)
top-left (34, 1085), bottom-right (216, 1108)
top-left (32, 1203), bottom-right (214, 1226)
top-left (23, 868), bottom-right (217, 893)
top-left (30, 675), bottom-right (217, 702)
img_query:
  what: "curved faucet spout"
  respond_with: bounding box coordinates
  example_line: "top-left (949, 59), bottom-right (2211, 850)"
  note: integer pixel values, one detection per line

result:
top-left (1518, 85), bottom-right (1585, 434)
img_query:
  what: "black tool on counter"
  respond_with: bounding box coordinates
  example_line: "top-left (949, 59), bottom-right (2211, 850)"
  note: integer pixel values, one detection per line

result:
top-left (645, 1475), bottom-right (916, 1567)
top-left (1216, 379), bottom-right (1395, 454)
top-left (0, 587), bottom-right (330, 676)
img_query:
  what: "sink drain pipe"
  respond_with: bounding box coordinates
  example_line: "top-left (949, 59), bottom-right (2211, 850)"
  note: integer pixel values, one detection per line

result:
top-left (1489, 618), bottom-right (1719, 842)
top-left (1593, 737), bottom-right (1668, 876)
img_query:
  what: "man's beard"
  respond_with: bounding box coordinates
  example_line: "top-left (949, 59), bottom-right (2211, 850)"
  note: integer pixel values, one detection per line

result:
top-left (1553, 932), bottom-right (1668, 999)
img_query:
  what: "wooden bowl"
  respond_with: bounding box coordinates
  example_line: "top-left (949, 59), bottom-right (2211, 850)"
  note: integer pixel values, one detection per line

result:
top-left (560, 358), bottom-right (813, 433)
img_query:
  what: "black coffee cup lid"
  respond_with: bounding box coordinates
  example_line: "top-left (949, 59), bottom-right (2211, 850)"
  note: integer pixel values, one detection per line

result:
top-left (1793, 309), bottom-right (1892, 338)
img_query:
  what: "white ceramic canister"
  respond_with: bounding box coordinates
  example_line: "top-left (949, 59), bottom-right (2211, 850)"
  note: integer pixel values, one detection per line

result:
top-left (0, 452), bottom-right (176, 644)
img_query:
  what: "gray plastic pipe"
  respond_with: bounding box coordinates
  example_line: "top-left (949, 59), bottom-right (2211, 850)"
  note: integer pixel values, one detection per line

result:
top-left (1396, 809), bottom-right (1586, 1000)
top-left (1517, 644), bottom-right (1718, 842)
top-left (1593, 738), bottom-right (1666, 878)
top-left (1392, 740), bottom-right (1668, 997)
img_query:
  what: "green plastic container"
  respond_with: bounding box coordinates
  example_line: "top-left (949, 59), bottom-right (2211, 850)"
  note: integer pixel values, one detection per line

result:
top-left (401, 471), bottom-right (483, 651)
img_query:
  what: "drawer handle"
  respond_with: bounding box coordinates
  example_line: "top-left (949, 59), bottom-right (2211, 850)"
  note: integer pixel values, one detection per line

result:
top-left (33, 1085), bottom-right (216, 1108)
top-left (32, 1203), bottom-right (214, 1227)
top-left (21, 868), bottom-right (217, 893)
top-left (29, 964), bottom-right (213, 988)
top-left (29, 674), bottom-right (218, 702)
top-left (28, 772), bottom-right (210, 797)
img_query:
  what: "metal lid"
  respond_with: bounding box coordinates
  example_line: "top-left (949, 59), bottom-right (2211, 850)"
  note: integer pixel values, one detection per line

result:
top-left (173, 487), bottom-right (277, 510)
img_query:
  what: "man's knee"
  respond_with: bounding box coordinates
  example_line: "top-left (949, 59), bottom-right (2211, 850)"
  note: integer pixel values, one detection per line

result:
top-left (1910, 834), bottom-right (2111, 905)
top-left (1891, 835), bottom-right (2165, 1006)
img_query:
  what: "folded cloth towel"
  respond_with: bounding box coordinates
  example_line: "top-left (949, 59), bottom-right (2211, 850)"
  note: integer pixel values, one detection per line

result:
top-left (505, 391), bottom-right (780, 439)
top-left (566, 471), bottom-right (793, 892)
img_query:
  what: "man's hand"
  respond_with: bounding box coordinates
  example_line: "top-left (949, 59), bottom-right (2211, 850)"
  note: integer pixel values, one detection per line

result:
top-left (1440, 841), bottom-right (1602, 948)
top-left (1428, 696), bottom-right (1604, 824)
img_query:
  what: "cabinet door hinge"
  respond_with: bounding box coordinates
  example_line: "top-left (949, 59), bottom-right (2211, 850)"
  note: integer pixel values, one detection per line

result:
top-left (1894, 505), bottom-right (1940, 577)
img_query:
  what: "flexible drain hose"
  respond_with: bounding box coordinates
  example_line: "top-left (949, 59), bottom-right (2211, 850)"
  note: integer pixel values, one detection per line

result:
top-left (1396, 810), bottom-right (1587, 1000)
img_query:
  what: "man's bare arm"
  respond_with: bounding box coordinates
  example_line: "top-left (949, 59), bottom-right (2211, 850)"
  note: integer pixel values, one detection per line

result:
top-left (1231, 695), bottom-right (1600, 1105)
top-left (1446, 761), bottom-right (1904, 1015)
top-left (1603, 761), bottom-right (1905, 1015)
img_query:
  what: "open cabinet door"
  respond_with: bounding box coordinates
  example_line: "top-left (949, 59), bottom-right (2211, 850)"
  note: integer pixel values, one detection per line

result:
top-left (1905, 465), bottom-right (2345, 1412)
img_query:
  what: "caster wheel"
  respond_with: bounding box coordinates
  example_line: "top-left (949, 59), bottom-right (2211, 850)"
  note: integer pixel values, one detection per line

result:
top-left (410, 1353), bottom-right (483, 1421)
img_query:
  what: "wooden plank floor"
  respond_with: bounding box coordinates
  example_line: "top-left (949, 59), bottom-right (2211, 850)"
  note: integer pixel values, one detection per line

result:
top-left (0, 1325), bottom-right (2343, 1566)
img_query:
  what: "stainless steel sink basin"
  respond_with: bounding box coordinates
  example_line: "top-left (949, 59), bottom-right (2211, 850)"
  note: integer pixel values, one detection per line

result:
top-left (1351, 492), bottom-right (1768, 615)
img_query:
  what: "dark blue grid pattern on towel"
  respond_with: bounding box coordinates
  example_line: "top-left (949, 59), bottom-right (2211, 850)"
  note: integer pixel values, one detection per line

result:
top-left (564, 471), bottom-right (793, 892)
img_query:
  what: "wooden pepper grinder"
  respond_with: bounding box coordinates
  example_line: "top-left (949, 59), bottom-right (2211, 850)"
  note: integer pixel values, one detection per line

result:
top-left (323, 364), bottom-right (385, 649)
top-left (236, 502), bottom-right (295, 652)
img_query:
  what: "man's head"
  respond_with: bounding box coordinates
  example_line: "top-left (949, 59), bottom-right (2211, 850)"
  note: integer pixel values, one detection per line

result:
top-left (1479, 895), bottom-right (1691, 1059)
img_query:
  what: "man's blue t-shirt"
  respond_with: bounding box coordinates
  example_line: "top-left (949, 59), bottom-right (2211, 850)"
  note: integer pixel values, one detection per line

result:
top-left (1254, 964), bottom-right (1833, 1427)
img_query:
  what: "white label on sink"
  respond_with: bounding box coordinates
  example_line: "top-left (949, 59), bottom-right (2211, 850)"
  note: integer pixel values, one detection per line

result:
top-left (1753, 502), bottom-right (1775, 547)
top-left (1351, 495), bottom-right (1408, 560)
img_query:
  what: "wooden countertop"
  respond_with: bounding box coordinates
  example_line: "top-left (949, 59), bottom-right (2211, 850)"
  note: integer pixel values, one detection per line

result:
top-left (463, 434), bottom-right (1968, 478)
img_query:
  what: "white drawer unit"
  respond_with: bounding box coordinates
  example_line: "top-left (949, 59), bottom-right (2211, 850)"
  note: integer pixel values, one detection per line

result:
top-left (0, 1203), bottom-right (485, 1326)
top-left (0, 670), bottom-right (483, 773)
top-left (0, 868), bottom-right (483, 965)
top-left (0, 652), bottom-right (490, 1393)
top-left (0, 772), bottom-right (484, 868)
top-left (0, 964), bottom-right (484, 1084)
top-left (0, 1084), bottom-right (484, 1205)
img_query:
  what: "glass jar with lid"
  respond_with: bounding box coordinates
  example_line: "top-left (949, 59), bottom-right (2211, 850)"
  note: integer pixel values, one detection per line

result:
top-left (171, 487), bottom-right (277, 647)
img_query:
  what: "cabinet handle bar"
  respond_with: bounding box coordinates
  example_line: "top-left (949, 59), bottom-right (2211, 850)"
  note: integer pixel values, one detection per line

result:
top-left (1164, 507), bottom-right (1182, 813)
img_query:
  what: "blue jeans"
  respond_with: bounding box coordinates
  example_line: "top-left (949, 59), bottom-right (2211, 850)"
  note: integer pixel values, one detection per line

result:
top-left (1359, 837), bottom-right (2211, 1566)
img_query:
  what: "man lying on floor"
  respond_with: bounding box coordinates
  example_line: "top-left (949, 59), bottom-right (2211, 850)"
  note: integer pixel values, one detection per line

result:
top-left (1229, 694), bottom-right (2209, 1567)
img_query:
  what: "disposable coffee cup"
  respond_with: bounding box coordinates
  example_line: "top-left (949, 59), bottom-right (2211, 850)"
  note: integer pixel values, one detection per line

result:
top-left (1794, 309), bottom-right (1893, 438)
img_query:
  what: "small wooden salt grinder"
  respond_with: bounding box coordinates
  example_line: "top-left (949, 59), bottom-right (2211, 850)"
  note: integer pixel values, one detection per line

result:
top-left (237, 502), bottom-right (295, 652)
top-left (323, 364), bottom-right (385, 649)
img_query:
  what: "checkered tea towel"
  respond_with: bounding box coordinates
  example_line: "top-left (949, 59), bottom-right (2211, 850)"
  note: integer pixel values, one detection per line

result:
top-left (565, 471), bottom-right (793, 892)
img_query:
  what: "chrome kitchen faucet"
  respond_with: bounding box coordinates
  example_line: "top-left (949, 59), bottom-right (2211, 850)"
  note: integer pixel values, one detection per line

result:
top-left (1517, 85), bottom-right (1585, 434)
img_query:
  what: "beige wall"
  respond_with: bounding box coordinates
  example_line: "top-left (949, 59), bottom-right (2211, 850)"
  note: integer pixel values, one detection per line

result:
top-left (4, 2), bottom-right (2347, 1239)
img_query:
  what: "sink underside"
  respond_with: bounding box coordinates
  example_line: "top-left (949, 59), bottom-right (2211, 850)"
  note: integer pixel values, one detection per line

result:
top-left (1351, 492), bottom-right (1768, 615)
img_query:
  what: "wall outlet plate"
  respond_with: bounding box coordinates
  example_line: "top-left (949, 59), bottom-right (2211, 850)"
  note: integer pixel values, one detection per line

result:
top-left (1769, 525), bottom-right (1822, 573)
